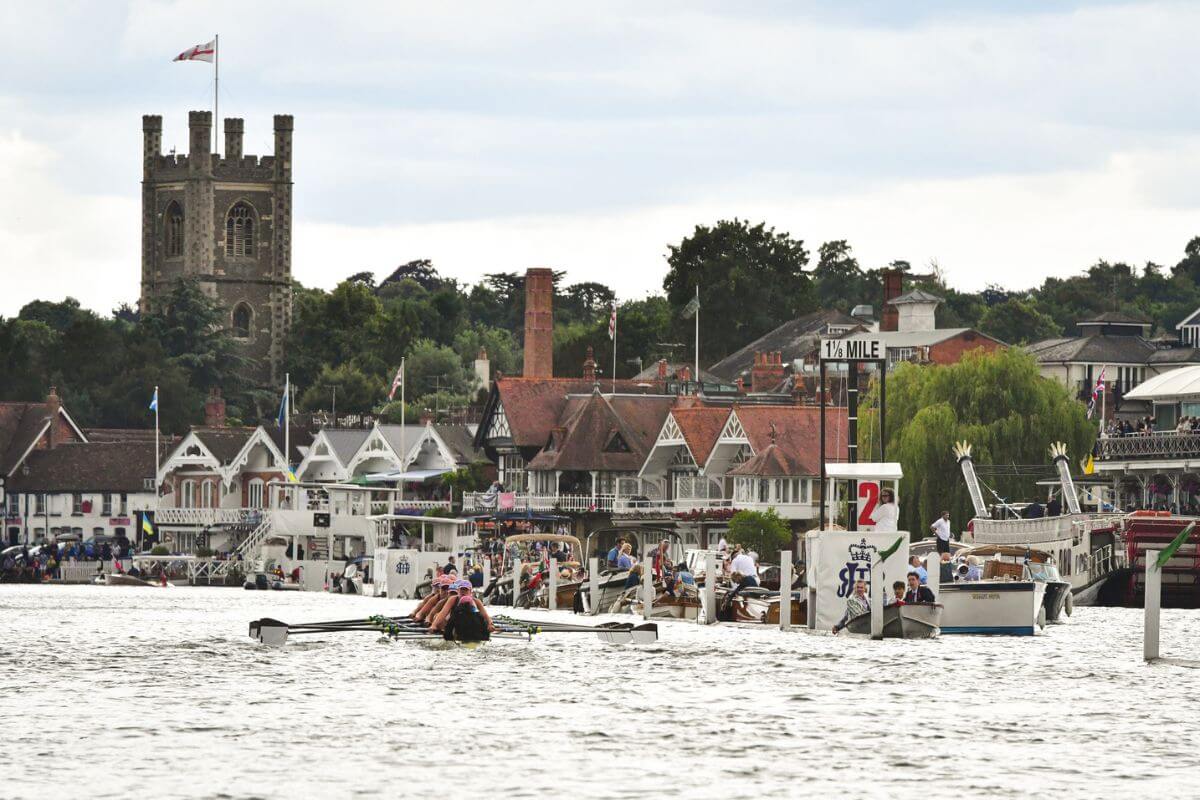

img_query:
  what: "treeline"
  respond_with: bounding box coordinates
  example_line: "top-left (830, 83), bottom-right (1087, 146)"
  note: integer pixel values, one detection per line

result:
top-left (3, 220), bottom-right (1199, 433)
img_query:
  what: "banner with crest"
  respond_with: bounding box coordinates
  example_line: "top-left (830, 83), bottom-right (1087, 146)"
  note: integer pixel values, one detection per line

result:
top-left (805, 530), bottom-right (911, 631)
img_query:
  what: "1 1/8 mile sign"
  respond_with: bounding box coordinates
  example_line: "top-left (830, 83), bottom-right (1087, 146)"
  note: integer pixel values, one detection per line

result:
top-left (820, 337), bottom-right (883, 361)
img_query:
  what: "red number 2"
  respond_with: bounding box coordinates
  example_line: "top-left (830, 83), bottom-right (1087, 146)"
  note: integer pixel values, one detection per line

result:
top-left (858, 481), bottom-right (879, 527)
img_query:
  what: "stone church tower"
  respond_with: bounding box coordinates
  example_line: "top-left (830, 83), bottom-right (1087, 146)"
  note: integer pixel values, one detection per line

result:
top-left (140, 111), bottom-right (293, 384)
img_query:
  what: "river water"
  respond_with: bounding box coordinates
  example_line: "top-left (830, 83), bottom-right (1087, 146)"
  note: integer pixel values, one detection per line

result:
top-left (2, 585), bottom-right (1198, 799)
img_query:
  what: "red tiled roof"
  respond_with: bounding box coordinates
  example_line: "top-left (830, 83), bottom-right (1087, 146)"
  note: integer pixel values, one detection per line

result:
top-left (728, 443), bottom-right (805, 477)
top-left (731, 405), bottom-right (848, 476)
top-left (9, 440), bottom-right (176, 492)
top-left (493, 378), bottom-right (666, 448)
top-left (527, 391), bottom-right (675, 472)
top-left (671, 407), bottom-right (729, 466)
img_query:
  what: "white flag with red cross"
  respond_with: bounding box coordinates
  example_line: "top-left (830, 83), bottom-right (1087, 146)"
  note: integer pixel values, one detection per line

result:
top-left (173, 40), bottom-right (215, 63)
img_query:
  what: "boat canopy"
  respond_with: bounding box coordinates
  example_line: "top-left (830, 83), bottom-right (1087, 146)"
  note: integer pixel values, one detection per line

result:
top-left (1124, 364), bottom-right (1200, 401)
top-left (364, 468), bottom-right (452, 483)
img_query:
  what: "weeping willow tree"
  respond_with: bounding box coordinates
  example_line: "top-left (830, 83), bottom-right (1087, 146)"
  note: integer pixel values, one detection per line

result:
top-left (858, 348), bottom-right (1096, 534)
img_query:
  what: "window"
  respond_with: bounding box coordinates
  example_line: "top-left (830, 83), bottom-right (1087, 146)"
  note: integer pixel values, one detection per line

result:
top-left (119, 493), bottom-right (128, 515)
top-left (101, 494), bottom-right (113, 516)
top-left (164, 201), bottom-right (184, 258)
top-left (231, 303), bottom-right (252, 339)
top-left (225, 202), bottom-right (255, 257)
top-left (201, 481), bottom-right (214, 509)
top-left (247, 478), bottom-right (264, 509)
top-left (72, 494), bottom-right (83, 515)
top-left (34, 494), bottom-right (45, 515)
top-left (181, 480), bottom-right (196, 509)
top-left (5, 494), bottom-right (17, 515)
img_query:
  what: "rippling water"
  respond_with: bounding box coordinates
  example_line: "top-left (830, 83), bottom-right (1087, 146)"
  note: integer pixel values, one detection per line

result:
top-left (2, 585), bottom-right (1199, 799)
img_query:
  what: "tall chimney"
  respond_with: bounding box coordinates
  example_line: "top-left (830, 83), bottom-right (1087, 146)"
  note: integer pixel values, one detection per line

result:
top-left (582, 346), bottom-right (597, 382)
top-left (882, 269), bottom-right (903, 332)
top-left (204, 387), bottom-right (226, 427)
top-left (45, 386), bottom-right (62, 448)
top-left (474, 347), bottom-right (490, 390)
top-left (657, 359), bottom-right (668, 379)
top-left (523, 268), bottom-right (554, 378)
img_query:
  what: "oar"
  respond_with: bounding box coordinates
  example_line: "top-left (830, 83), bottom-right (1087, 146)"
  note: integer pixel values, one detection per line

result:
top-left (494, 616), bottom-right (658, 644)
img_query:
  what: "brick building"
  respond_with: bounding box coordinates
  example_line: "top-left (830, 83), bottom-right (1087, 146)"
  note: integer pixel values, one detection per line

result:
top-left (139, 111), bottom-right (294, 384)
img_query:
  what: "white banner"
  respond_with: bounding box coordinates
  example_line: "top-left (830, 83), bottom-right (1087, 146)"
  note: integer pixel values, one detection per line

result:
top-left (373, 548), bottom-right (389, 597)
top-left (805, 530), bottom-right (910, 631)
top-left (384, 548), bottom-right (420, 600)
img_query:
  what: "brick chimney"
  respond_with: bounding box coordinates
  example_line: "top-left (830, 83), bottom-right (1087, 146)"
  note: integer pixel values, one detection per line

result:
top-left (735, 376), bottom-right (746, 394)
top-left (678, 365), bottom-right (693, 382)
top-left (523, 267), bottom-right (554, 378)
top-left (657, 359), bottom-right (668, 379)
top-left (881, 269), bottom-right (903, 332)
top-left (582, 346), bottom-right (597, 381)
top-left (204, 387), bottom-right (226, 427)
top-left (45, 386), bottom-right (62, 448)
top-left (474, 347), bottom-right (490, 390)
top-left (751, 352), bottom-right (785, 393)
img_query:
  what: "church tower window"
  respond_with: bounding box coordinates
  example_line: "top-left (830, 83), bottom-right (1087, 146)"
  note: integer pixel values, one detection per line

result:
top-left (225, 202), bottom-right (256, 257)
top-left (164, 202), bottom-right (183, 258)
top-left (232, 303), bottom-right (253, 339)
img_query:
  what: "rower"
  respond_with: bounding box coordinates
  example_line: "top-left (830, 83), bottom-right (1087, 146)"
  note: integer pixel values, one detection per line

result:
top-left (412, 575), bottom-right (455, 623)
top-left (430, 579), bottom-right (495, 641)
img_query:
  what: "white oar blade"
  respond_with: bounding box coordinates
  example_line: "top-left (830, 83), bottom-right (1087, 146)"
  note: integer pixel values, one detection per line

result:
top-left (258, 621), bottom-right (289, 647)
top-left (596, 629), bottom-right (633, 645)
top-left (631, 623), bottom-right (658, 645)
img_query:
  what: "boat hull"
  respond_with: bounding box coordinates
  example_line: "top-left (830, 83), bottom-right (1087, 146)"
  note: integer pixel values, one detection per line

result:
top-left (1042, 580), bottom-right (1071, 623)
top-left (938, 581), bottom-right (1046, 635)
top-left (845, 603), bottom-right (942, 639)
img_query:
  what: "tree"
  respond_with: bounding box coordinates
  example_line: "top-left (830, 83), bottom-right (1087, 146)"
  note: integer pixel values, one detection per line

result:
top-left (979, 297), bottom-right (1061, 344)
top-left (139, 278), bottom-right (251, 396)
top-left (813, 240), bottom-right (870, 313)
top-left (453, 324), bottom-right (522, 379)
top-left (726, 509), bottom-right (792, 560)
top-left (857, 348), bottom-right (1095, 535)
top-left (404, 339), bottom-right (473, 400)
top-left (299, 364), bottom-right (384, 414)
top-left (663, 219), bottom-right (814, 363)
top-left (18, 298), bottom-right (86, 332)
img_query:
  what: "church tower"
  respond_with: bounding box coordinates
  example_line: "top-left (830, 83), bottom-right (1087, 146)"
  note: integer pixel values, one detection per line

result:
top-left (140, 111), bottom-right (293, 384)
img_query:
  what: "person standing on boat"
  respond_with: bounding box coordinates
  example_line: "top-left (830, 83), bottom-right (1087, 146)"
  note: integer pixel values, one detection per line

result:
top-left (930, 511), bottom-right (953, 554)
top-left (832, 579), bottom-right (870, 634)
top-left (870, 489), bottom-right (899, 532)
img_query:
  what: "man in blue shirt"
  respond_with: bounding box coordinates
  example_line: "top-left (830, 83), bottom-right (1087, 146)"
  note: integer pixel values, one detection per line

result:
top-left (606, 537), bottom-right (626, 568)
top-left (907, 555), bottom-right (928, 584)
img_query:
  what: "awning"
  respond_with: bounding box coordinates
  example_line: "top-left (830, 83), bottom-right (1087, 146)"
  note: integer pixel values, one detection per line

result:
top-left (364, 468), bottom-right (452, 484)
top-left (824, 462), bottom-right (904, 481)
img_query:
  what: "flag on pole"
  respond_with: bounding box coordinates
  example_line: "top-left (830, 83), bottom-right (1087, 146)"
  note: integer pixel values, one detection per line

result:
top-left (1156, 522), bottom-right (1196, 568)
top-left (148, 388), bottom-right (158, 411)
top-left (276, 377), bottom-right (289, 427)
top-left (388, 364), bottom-right (404, 401)
top-left (1086, 366), bottom-right (1107, 420)
top-left (682, 295), bottom-right (700, 319)
top-left (141, 513), bottom-right (155, 539)
top-left (608, 304), bottom-right (617, 341)
top-left (173, 40), bottom-right (215, 62)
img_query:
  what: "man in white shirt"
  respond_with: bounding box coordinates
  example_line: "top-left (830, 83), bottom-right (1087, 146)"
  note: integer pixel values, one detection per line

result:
top-left (729, 547), bottom-right (758, 587)
top-left (930, 511), bottom-right (952, 554)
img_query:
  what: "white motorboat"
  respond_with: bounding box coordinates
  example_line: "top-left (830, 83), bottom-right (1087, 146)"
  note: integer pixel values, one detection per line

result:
top-left (937, 579), bottom-right (1046, 635)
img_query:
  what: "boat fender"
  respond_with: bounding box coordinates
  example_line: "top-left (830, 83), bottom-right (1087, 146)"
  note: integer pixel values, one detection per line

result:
top-left (1037, 606), bottom-right (1046, 630)
top-left (1064, 591), bottom-right (1073, 617)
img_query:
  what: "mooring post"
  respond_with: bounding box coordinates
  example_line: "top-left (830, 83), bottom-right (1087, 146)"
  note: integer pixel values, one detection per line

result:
top-left (926, 551), bottom-right (940, 600)
top-left (548, 557), bottom-right (558, 612)
top-left (588, 557), bottom-right (600, 615)
top-left (642, 554), bottom-right (654, 620)
top-left (703, 552), bottom-right (717, 624)
top-left (779, 550), bottom-right (793, 630)
top-left (870, 569), bottom-right (884, 640)
top-left (482, 557), bottom-right (491, 590)
top-left (512, 560), bottom-right (521, 609)
top-left (1145, 549), bottom-right (1161, 662)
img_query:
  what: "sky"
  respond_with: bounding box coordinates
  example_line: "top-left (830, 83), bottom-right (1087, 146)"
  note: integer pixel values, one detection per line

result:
top-left (2, 0), bottom-right (1199, 317)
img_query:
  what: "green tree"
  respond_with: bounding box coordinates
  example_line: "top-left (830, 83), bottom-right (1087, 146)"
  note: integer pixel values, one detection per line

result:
top-left (813, 240), bottom-right (874, 313)
top-left (726, 509), bottom-right (792, 561)
top-left (404, 339), bottom-right (473, 401)
top-left (299, 364), bottom-right (385, 414)
top-left (858, 348), bottom-right (1095, 535)
top-left (453, 324), bottom-right (522, 379)
top-left (663, 219), bottom-right (814, 363)
top-left (979, 297), bottom-right (1061, 344)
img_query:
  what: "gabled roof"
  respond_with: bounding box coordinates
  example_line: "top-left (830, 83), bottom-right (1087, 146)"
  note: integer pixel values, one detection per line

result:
top-left (9, 441), bottom-right (168, 493)
top-left (728, 443), bottom-right (807, 477)
top-left (1079, 311), bottom-right (1150, 325)
top-left (841, 328), bottom-right (1002, 348)
top-left (321, 428), bottom-right (371, 464)
top-left (192, 428), bottom-right (256, 465)
top-left (732, 405), bottom-right (849, 476)
top-left (708, 309), bottom-right (862, 382)
top-left (478, 378), bottom-right (668, 450)
top-left (670, 407), bottom-right (729, 467)
top-left (431, 424), bottom-right (484, 465)
top-left (0, 401), bottom-right (87, 477)
top-left (632, 362), bottom-right (724, 384)
top-left (378, 424), bottom-right (427, 457)
top-left (526, 391), bottom-right (675, 472)
top-left (84, 428), bottom-right (159, 443)
top-left (887, 288), bottom-right (942, 306)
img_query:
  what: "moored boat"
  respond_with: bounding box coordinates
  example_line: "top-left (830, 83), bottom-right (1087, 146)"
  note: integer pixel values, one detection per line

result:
top-left (844, 602), bottom-right (942, 638)
top-left (938, 578), bottom-right (1046, 635)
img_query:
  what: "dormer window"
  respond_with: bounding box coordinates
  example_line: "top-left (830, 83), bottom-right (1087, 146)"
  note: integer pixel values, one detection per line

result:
top-left (604, 431), bottom-right (630, 453)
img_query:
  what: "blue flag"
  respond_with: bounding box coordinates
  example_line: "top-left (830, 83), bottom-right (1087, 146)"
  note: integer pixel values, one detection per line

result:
top-left (149, 388), bottom-right (158, 412)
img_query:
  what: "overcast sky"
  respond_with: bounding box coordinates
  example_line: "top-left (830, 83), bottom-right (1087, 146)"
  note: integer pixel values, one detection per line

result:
top-left (2, 1), bottom-right (1199, 316)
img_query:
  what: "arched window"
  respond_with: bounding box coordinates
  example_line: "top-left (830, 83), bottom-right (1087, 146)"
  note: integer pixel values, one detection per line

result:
top-left (181, 479), bottom-right (196, 509)
top-left (225, 202), bottom-right (255, 257)
top-left (232, 303), bottom-right (252, 339)
top-left (164, 202), bottom-right (184, 258)
top-left (200, 481), bottom-right (214, 508)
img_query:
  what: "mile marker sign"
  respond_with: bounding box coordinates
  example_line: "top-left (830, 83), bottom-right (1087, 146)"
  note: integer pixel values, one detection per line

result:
top-left (821, 337), bottom-right (883, 361)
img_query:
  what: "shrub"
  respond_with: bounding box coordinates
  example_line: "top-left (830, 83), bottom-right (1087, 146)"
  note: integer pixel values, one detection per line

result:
top-left (726, 508), bottom-right (792, 560)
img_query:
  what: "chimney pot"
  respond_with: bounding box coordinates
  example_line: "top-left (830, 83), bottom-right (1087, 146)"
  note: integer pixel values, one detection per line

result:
top-left (45, 387), bottom-right (62, 448)
top-left (657, 359), bottom-right (668, 379)
top-left (582, 346), bottom-right (597, 381)
top-left (204, 387), bottom-right (226, 428)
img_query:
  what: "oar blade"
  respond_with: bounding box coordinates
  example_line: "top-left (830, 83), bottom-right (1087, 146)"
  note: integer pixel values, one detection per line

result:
top-left (257, 619), bottom-right (289, 647)
top-left (631, 623), bottom-right (658, 645)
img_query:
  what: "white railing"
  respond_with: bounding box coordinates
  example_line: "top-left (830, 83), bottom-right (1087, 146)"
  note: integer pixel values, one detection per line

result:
top-left (461, 493), bottom-right (614, 513)
top-left (57, 560), bottom-right (130, 583)
top-left (1098, 430), bottom-right (1200, 461)
top-left (970, 515), bottom-right (1075, 545)
top-left (212, 517), bottom-right (273, 577)
top-left (155, 508), bottom-right (262, 526)
top-left (368, 499), bottom-right (453, 515)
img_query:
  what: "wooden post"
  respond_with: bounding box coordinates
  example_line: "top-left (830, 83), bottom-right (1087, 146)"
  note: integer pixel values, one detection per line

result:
top-left (512, 559), bottom-right (521, 609)
top-left (1145, 549), bottom-right (1161, 662)
top-left (703, 552), bottom-right (717, 625)
top-left (779, 550), bottom-right (792, 630)
top-left (588, 557), bottom-right (600, 615)
top-left (548, 557), bottom-right (558, 612)
top-left (642, 554), bottom-right (654, 620)
top-left (482, 557), bottom-right (491, 591)
top-left (926, 551), bottom-right (940, 600)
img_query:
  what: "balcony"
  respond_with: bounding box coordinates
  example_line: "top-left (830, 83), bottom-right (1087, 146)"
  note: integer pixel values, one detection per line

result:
top-left (155, 508), bottom-right (262, 526)
top-left (1096, 431), bottom-right (1200, 462)
top-left (462, 492), bottom-right (615, 514)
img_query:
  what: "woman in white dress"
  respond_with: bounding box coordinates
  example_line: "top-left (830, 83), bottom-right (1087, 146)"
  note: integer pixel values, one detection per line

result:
top-left (870, 488), bottom-right (899, 532)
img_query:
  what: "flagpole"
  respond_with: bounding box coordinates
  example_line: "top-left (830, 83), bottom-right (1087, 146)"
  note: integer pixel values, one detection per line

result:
top-left (284, 372), bottom-right (290, 475)
top-left (694, 284), bottom-right (700, 383)
top-left (154, 385), bottom-right (160, 515)
top-left (213, 34), bottom-right (219, 156)
top-left (612, 305), bottom-right (618, 393)
top-left (399, 358), bottom-right (405, 502)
